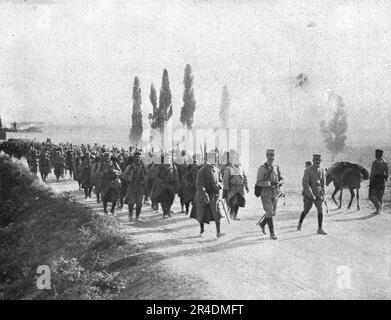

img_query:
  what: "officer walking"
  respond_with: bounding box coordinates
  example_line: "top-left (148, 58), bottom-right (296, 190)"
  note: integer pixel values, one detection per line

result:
top-left (369, 149), bottom-right (388, 214)
top-left (297, 154), bottom-right (327, 235)
top-left (256, 149), bottom-right (283, 240)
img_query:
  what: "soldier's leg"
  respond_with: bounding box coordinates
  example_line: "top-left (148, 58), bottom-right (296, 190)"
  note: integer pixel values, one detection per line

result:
top-left (215, 218), bottom-right (225, 237)
top-left (298, 197), bottom-right (314, 230)
top-left (180, 197), bottom-right (185, 213)
top-left (128, 203), bottom-right (135, 221)
top-left (314, 198), bottom-right (327, 234)
top-left (135, 194), bottom-right (143, 220)
top-left (267, 217), bottom-right (277, 239)
top-left (199, 222), bottom-right (205, 235)
top-left (110, 201), bottom-right (117, 214)
top-left (378, 187), bottom-right (385, 206)
top-left (103, 201), bottom-right (108, 213)
top-left (97, 193), bottom-right (100, 204)
top-left (84, 186), bottom-right (88, 199)
top-left (369, 187), bottom-right (381, 212)
top-left (184, 201), bottom-right (190, 214)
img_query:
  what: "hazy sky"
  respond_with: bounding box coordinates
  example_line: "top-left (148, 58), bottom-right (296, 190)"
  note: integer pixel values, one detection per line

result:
top-left (1, 0), bottom-right (391, 145)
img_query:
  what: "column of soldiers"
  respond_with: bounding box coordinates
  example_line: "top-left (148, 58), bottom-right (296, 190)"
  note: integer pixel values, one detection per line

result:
top-left (1, 138), bottom-right (389, 240)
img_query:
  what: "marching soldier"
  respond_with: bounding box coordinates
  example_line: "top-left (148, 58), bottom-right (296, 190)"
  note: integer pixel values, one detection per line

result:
top-left (223, 151), bottom-right (249, 220)
top-left (39, 151), bottom-right (51, 181)
top-left (369, 149), bottom-right (388, 214)
top-left (180, 154), bottom-right (200, 215)
top-left (52, 150), bottom-right (65, 181)
top-left (98, 152), bottom-right (122, 214)
top-left (297, 154), bottom-right (327, 235)
top-left (78, 153), bottom-right (94, 199)
top-left (190, 150), bottom-right (225, 238)
top-left (150, 153), bottom-right (180, 219)
top-left (91, 153), bottom-right (102, 203)
top-left (122, 151), bottom-right (148, 222)
top-left (256, 149), bottom-right (283, 240)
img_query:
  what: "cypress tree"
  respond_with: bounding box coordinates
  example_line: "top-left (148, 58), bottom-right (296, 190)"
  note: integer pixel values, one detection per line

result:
top-left (180, 64), bottom-right (196, 129)
top-left (130, 76), bottom-right (143, 145)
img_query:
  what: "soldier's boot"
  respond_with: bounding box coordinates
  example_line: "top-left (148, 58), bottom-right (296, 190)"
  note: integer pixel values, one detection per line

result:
top-left (297, 212), bottom-right (306, 231)
top-left (84, 188), bottom-right (88, 199)
top-left (199, 223), bottom-right (205, 237)
top-left (216, 221), bottom-right (225, 238)
top-left (88, 188), bottom-right (92, 199)
top-left (268, 218), bottom-right (277, 240)
top-left (317, 212), bottom-right (327, 235)
top-left (97, 194), bottom-right (100, 204)
top-left (180, 199), bottom-right (185, 213)
top-left (103, 201), bottom-right (108, 214)
top-left (110, 201), bottom-right (116, 215)
top-left (259, 217), bottom-right (267, 234)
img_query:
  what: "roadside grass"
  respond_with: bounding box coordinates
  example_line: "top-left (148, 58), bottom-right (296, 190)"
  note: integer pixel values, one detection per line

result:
top-left (0, 154), bottom-right (127, 299)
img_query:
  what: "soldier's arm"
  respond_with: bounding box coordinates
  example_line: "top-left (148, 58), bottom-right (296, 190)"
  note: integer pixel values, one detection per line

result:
top-left (256, 166), bottom-right (271, 187)
top-left (302, 169), bottom-right (314, 199)
top-left (385, 162), bottom-right (389, 181)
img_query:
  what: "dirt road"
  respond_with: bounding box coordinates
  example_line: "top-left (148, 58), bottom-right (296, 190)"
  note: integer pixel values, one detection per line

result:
top-left (48, 176), bottom-right (391, 299)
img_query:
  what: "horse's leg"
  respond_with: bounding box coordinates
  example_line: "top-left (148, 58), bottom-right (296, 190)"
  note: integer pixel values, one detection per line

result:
top-left (348, 188), bottom-right (354, 209)
top-left (338, 189), bottom-right (343, 209)
top-left (331, 187), bottom-right (339, 206)
top-left (357, 188), bottom-right (360, 211)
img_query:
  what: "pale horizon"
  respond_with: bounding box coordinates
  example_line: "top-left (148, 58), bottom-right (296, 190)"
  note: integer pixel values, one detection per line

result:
top-left (1, 0), bottom-right (391, 146)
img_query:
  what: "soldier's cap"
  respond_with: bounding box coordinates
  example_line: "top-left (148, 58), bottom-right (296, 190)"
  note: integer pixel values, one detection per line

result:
top-left (375, 149), bottom-right (384, 154)
top-left (313, 154), bottom-right (322, 159)
top-left (134, 151), bottom-right (142, 156)
top-left (266, 149), bottom-right (275, 155)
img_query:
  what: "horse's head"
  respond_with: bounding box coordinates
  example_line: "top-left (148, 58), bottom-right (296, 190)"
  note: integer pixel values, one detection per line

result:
top-left (325, 168), bottom-right (333, 186)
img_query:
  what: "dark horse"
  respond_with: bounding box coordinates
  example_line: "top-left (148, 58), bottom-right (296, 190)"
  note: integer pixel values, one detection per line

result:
top-left (325, 162), bottom-right (369, 211)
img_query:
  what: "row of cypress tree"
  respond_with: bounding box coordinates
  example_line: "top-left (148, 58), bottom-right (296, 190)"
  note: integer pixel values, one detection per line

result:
top-left (129, 65), bottom-right (231, 145)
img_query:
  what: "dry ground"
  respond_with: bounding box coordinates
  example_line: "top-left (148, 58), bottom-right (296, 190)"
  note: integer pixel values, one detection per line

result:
top-left (48, 175), bottom-right (391, 300)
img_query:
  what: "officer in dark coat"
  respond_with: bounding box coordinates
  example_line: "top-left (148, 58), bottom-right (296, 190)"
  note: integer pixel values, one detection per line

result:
top-left (190, 151), bottom-right (225, 238)
top-left (122, 151), bottom-right (148, 221)
top-left (369, 149), bottom-right (388, 214)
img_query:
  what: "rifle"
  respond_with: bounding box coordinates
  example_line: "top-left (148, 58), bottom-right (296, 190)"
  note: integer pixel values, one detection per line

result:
top-left (256, 214), bottom-right (266, 226)
top-left (217, 198), bottom-right (230, 224)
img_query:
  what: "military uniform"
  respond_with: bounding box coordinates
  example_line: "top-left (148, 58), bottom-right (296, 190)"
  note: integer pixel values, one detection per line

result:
top-left (150, 160), bottom-right (179, 218)
top-left (369, 149), bottom-right (388, 213)
top-left (223, 163), bottom-right (248, 220)
top-left (122, 158), bottom-right (148, 221)
top-left (190, 160), bottom-right (224, 237)
top-left (78, 155), bottom-right (93, 199)
top-left (180, 163), bottom-right (199, 214)
top-left (256, 149), bottom-right (283, 239)
top-left (298, 154), bottom-right (327, 234)
top-left (98, 155), bottom-right (122, 214)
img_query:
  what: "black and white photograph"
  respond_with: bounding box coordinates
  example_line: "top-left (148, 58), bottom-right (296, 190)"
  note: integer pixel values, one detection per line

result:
top-left (0, 0), bottom-right (390, 304)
